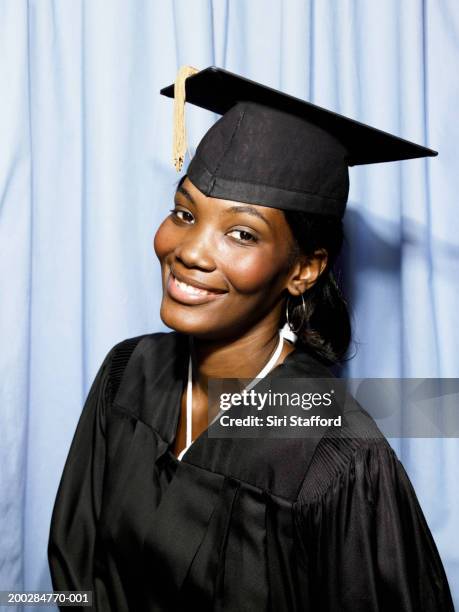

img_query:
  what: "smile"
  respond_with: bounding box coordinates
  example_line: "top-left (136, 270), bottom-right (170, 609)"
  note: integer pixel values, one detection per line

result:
top-left (175, 276), bottom-right (213, 296)
top-left (166, 271), bottom-right (227, 305)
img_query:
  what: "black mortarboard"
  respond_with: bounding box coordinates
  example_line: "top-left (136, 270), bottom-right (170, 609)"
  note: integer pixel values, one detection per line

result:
top-left (160, 66), bottom-right (437, 218)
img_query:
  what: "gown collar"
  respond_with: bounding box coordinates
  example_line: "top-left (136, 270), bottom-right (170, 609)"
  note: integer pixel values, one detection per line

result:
top-left (113, 331), bottom-right (335, 498)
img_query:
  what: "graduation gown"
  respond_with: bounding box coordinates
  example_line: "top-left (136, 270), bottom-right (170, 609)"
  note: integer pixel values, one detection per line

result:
top-left (48, 332), bottom-right (454, 611)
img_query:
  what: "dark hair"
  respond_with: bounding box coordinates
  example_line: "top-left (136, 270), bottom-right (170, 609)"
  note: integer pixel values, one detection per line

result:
top-left (283, 210), bottom-right (352, 366)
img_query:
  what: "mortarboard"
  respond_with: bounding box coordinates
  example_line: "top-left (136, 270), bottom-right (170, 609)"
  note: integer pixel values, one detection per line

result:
top-left (160, 66), bottom-right (437, 219)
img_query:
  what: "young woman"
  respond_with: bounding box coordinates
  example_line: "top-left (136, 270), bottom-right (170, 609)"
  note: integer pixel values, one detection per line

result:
top-left (48, 67), bottom-right (454, 611)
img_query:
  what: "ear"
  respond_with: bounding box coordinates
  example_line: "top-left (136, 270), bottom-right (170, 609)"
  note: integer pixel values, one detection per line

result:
top-left (285, 248), bottom-right (328, 296)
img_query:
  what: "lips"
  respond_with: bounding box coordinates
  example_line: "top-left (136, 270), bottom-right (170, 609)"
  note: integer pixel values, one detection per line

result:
top-left (166, 269), bottom-right (228, 305)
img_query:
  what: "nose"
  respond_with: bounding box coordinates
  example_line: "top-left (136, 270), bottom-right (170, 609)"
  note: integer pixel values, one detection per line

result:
top-left (173, 225), bottom-right (216, 272)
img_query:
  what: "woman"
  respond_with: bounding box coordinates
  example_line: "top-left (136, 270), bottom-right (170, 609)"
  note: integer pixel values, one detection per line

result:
top-left (48, 67), bottom-right (454, 611)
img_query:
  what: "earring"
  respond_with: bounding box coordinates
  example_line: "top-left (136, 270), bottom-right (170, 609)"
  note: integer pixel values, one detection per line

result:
top-left (286, 294), bottom-right (306, 334)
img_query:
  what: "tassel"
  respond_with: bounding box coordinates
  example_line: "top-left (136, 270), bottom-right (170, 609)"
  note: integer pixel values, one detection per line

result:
top-left (173, 65), bottom-right (199, 171)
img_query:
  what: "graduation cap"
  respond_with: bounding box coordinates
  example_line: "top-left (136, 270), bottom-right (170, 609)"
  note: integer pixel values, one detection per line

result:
top-left (160, 66), bottom-right (437, 218)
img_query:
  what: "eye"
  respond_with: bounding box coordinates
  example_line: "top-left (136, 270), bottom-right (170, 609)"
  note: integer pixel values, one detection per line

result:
top-left (227, 229), bottom-right (258, 243)
top-left (169, 208), bottom-right (194, 224)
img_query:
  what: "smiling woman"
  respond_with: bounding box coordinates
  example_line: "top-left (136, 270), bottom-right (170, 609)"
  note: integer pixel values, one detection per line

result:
top-left (47, 67), bottom-right (454, 611)
top-left (155, 176), bottom-right (312, 339)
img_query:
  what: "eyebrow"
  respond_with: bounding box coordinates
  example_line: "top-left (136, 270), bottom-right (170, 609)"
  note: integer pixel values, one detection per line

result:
top-left (226, 205), bottom-right (271, 228)
top-left (175, 186), bottom-right (271, 228)
top-left (176, 185), bottom-right (195, 203)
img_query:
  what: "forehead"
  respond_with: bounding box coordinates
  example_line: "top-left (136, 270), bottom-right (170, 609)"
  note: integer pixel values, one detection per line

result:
top-left (179, 177), bottom-right (290, 227)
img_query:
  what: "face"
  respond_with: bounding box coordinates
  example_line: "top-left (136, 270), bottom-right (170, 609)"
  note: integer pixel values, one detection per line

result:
top-left (153, 178), bottom-right (302, 341)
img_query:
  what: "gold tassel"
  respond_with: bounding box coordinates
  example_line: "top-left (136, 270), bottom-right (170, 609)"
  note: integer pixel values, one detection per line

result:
top-left (173, 65), bottom-right (199, 171)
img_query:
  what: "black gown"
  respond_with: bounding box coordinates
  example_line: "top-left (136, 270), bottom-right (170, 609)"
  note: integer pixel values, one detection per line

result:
top-left (48, 332), bottom-right (454, 611)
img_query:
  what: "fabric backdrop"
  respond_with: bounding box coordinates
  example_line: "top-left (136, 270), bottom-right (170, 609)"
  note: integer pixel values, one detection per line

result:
top-left (1, 0), bottom-right (458, 609)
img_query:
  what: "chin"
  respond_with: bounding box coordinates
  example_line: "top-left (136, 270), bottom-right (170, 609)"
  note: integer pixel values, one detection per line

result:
top-left (159, 298), bottom-right (246, 342)
top-left (160, 311), bottom-right (199, 336)
top-left (160, 299), bottom-right (217, 337)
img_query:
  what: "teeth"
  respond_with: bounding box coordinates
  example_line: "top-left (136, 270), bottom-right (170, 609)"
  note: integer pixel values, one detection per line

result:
top-left (174, 277), bottom-right (210, 296)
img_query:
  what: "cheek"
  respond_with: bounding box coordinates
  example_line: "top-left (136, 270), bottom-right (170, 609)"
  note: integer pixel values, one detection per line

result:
top-left (153, 219), bottom-right (176, 261)
top-left (218, 244), bottom-right (286, 294)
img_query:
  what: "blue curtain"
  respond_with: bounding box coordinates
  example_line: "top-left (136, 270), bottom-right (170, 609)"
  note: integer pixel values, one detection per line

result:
top-left (1, 0), bottom-right (458, 608)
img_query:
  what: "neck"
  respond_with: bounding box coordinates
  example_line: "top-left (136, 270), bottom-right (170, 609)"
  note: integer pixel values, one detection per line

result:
top-left (190, 320), bottom-right (294, 394)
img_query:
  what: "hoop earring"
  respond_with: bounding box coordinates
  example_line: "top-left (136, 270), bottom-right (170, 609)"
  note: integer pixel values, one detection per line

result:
top-left (286, 294), bottom-right (306, 334)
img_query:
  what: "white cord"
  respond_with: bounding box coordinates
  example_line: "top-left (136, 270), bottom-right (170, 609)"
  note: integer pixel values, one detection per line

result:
top-left (244, 332), bottom-right (285, 392)
top-left (177, 331), bottom-right (286, 460)
top-left (185, 352), bottom-right (193, 450)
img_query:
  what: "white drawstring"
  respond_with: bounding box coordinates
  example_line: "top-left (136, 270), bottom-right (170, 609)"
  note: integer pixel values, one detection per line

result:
top-left (185, 351), bottom-right (193, 451)
top-left (177, 330), bottom-right (289, 461)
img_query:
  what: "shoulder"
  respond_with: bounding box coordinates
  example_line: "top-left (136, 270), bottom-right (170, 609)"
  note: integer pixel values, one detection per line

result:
top-left (277, 344), bottom-right (337, 379)
top-left (107, 330), bottom-right (187, 366)
top-left (296, 400), bottom-right (398, 506)
top-left (108, 330), bottom-right (183, 355)
top-left (104, 331), bottom-right (187, 404)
